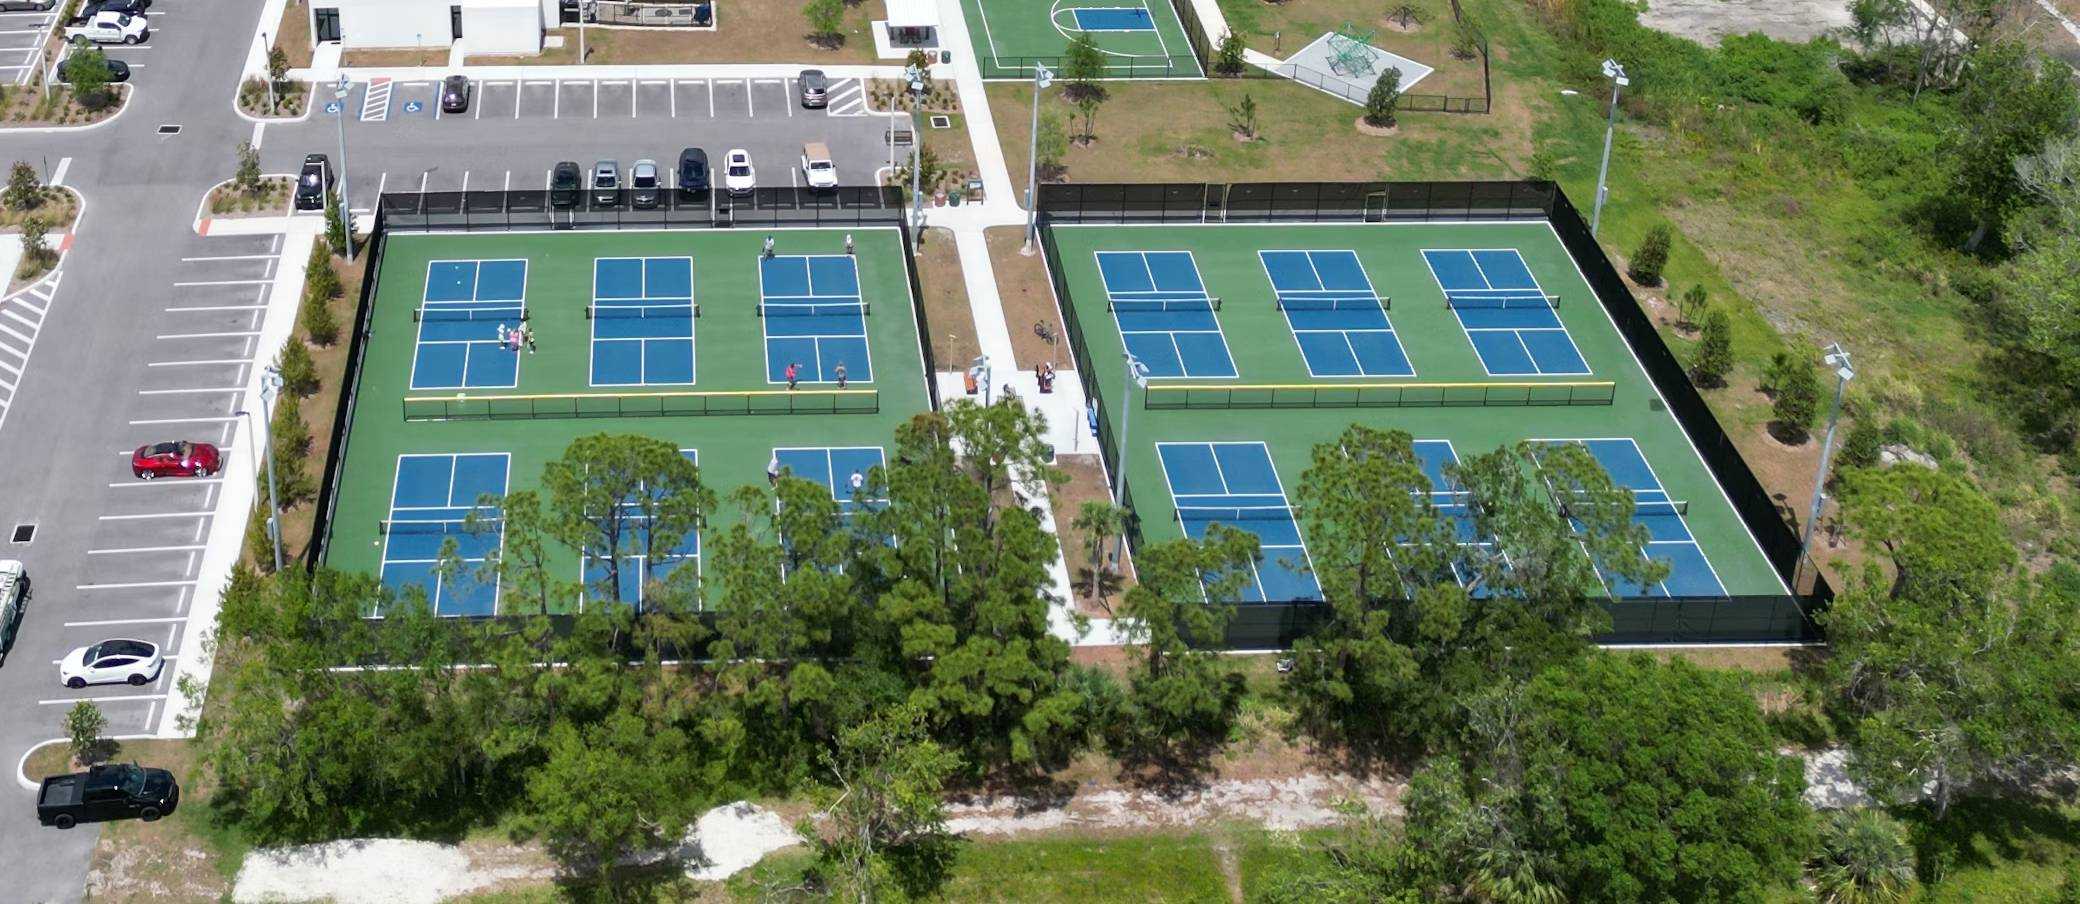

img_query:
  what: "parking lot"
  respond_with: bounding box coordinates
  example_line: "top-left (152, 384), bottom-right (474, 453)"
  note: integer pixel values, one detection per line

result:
top-left (0, 4), bottom-right (56, 86)
top-left (266, 74), bottom-right (900, 217)
top-left (29, 232), bottom-right (286, 735)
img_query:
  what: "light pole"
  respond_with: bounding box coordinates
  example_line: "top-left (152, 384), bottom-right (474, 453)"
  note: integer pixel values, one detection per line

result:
top-left (1110, 353), bottom-right (1150, 564)
top-left (1590, 58), bottom-right (1628, 237)
top-left (1020, 63), bottom-right (1054, 255)
top-left (905, 64), bottom-right (924, 244)
top-left (238, 367), bottom-right (287, 571)
top-left (1797, 344), bottom-right (1853, 584)
top-left (578, 0), bottom-right (592, 63)
top-left (332, 73), bottom-right (355, 262)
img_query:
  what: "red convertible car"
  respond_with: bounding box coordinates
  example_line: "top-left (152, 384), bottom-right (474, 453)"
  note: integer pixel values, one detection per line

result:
top-left (131, 441), bottom-right (220, 479)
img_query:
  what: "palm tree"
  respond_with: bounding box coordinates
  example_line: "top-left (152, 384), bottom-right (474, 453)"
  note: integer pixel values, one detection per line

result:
top-left (1815, 808), bottom-right (1917, 904)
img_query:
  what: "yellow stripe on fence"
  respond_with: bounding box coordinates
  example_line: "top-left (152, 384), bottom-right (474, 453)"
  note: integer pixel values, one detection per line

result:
top-left (402, 388), bottom-right (881, 421)
top-left (1142, 381), bottom-right (1617, 410)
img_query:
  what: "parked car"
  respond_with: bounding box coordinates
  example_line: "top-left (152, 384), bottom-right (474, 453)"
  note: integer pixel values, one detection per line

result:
top-left (799, 69), bottom-right (828, 109)
top-left (630, 158), bottom-right (660, 209)
top-left (38, 763), bottom-right (178, 829)
top-left (58, 638), bottom-right (163, 688)
top-left (801, 142), bottom-right (838, 190)
top-left (294, 154), bottom-right (331, 212)
top-left (440, 75), bottom-right (470, 114)
top-left (591, 160), bottom-right (620, 206)
top-left (676, 148), bottom-right (709, 199)
top-left (80, 0), bottom-right (148, 17)
top-left (0, 560), bottom-right (26, 653)
top-left (63, 10), bottom-right (146, 44)
top-left (56, 53), bottom-right (127, 84)
top-left (0, 0), bottom-right (58, 12)
top-left (131, 440), bottom-right (220, 479)
top-left (549, 160), bottom-right (582, 209)
top-left (723, 148), bottom-right (755, 196)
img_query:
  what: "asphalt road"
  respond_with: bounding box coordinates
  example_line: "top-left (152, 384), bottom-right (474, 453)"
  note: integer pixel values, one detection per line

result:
top-left (0, 6), bottom-right (907, 901)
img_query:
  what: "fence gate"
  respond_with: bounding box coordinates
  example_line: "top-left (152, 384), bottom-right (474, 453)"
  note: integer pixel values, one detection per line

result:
top-left (1204, 183), bottom-right (1227, 222)
top-left (1363, 190), bottom-right (1389, 222)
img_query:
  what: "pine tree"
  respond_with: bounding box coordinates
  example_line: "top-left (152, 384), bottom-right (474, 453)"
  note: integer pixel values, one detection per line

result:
top-left (1628, 225), bottom-right (1672, 286)
top-left (1693, 308), bottom-right (1733, 387)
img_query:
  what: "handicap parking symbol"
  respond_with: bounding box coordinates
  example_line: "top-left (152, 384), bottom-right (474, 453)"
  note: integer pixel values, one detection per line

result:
top-left (405, 100), bottom-right (423, 114)
top-left (324, 100), bottom-right (342, 114)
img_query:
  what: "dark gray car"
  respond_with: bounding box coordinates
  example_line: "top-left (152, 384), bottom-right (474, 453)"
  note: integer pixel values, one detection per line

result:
top-left (441, 75), bottom-right (470, 114)
top-left (799, 69), bottom-right (828, 109)
top-left (676, 148), bottom-right (709, 198)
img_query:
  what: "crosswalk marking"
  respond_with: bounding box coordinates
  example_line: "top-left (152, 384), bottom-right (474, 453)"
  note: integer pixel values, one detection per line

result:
top-left (0, 267), bottom-right (60, 435)
top-left (360, 77), bottom-right (392, 121)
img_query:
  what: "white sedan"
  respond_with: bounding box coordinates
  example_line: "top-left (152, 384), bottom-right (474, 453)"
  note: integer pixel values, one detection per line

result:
top-left (723, 148), bottom-right (755, 196)
top-left (59, 638), bottom-right (163, 688)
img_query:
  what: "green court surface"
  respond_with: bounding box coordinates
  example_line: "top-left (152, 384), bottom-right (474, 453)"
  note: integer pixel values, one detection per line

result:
top-left (1046, 221), bottom-right (1786, 599)
top-left (322, 227), bottom-right (932, 614)
top-left (961, 0), bottom-right (1203, 79)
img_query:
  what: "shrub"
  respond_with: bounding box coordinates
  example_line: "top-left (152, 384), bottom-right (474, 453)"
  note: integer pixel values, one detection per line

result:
top-left (1036, 113), bottom-right (1068, 180)
top-left (65, 701), bottom-right (106, 765)
top-left (1771, 358), bottom-right (1822, 443)
top-left (269, 393), bottom-right (315, 505)
top-left (4, 160), bottom-right (42, 210)
top-left (802, 0), bottom-right (844, 44)
top-left (62, 47), bottom-right (110, 110)
top-left (1693, 308), bottom-right (1733, 387)
top-left (301, 288), bottom-right (340, 346)
top-left (1363, 68), bottom-right (1401, 128)
top-left (276, 340), bottom-right (319, 398)
top-left (1677, 284), bottom-right (1708, 327)
top-left (1214, 32), bottom-right (1246, 75)
top-left (1839, 417), bottom-right (1884, 470)
top-left (234, 141), bottom-right (262, 194)
top-left (325, 194), bottom-right (350, 257)
top-left (1628, 225), bottom-right (1672, 286)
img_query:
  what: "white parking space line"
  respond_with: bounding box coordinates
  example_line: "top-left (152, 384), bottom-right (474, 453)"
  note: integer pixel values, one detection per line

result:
top-left (96, 513), bottom-right (209, 523)
top-left (148, 359), bottom-right (248, 366)
top-left (172, 279), bottom-right (270, 287)
top-left (0, 321), bottom-right (30, 344)
top-left (88, 544), bottom-right (208, 555)
top-left (78, 577), bottom-right (199, 588)
top-left (155, 330), bottom-right (261, 339)
top-left (180, 254), bottom-right (276, 262)
top-left (39, 695), bottom-right (168, 706)
top-left (108, 478), bottom-right (224, 488)
top-left (137, 386), bottom-right (244, 395)
top-left (165, 304), bottom-right (266, 312)
top-left (128, 415), bottom-right (240, 425)
top-left (63, 616), bottom-right (192, 627)
top-left (592, 79), bottom-right (598, 117)
top-left (708, 79), bottom-right (714, 116)
top-left (3, 308), bottom-right (34, 329)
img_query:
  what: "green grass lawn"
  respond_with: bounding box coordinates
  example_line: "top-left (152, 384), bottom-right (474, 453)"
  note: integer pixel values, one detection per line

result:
top-left (1047, 220), bottom-right (1784, 598)
top-left (321, 227), bottom-right (933, 614)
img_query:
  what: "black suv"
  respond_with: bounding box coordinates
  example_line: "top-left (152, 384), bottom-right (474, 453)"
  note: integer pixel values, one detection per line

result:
top-left (294, 154), bottom-right (331, 212)
top-left (549, 161), bottom-right (582, 209)
top-left (676, 148), bottom-right (709, 199)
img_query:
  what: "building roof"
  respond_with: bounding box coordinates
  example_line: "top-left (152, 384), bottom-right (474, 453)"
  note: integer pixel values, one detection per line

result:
top-left (884, 0), bottom-right (937, 29)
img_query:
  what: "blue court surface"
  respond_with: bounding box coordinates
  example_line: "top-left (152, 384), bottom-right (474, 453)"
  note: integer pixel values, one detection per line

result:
top-left (776, 446), bottom-right (889, 516)
top-left (1410, 439), bottom-right (1505, 595)
top-left (582, 449), bottom-right (701, 610)
top-left (1073, 6), bottom-right (1155, 30)
top-left (379, 452), bottom-right (510, 616)
top-left (1546, 438), bottom-right (1727, 598)
top-left (1096, 250), bottom-right (1236, 378)
top-left (1259, 250), bottom-right (1413, 377)
top-left (761, 255), bottom-right (872, 384)
top-left (1157, 441), bottom-right (1321, 602)
top-left (592, 257), bottom-right (696, 386)
top-left (411, 259), bottom-right (528, 390)
top-left (1422, 249), bottom-right (1589, 376)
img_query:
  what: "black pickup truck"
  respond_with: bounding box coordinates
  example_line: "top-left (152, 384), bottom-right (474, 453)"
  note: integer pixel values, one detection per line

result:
top-left (36, 763), bottom-right (178, 829)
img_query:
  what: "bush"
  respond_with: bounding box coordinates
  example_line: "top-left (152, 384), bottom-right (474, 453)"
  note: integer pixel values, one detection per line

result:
top-left (802, 0), bottom-right (844, 44)
top-left (62, 47), bottom-right (110, 110)
top-left (1677, 284), bottom-right (1708, 327)
top-left (276, 340), bottom-right (319, 398)
top-left (234, 141), bottom-right (262, 194)
top-left (269, 393), bottom-right (315, 506)
top-left (1839, 417), bottom-right (1884, 470)
top-left (1036, 113), bottom-right (1068, 180)
top-left (301, 288), bottom-right (340, 346)
top-left (1363, 68), bottom-right (1401, 128)
top-left (65, 701), bottom-right (106, 765)
top-left (325, 194), bottom-right (350, 258)
top-left (1693, 308), bottom-right (1733, 387)
top-left (305, 243), bottom-right (341, 300)
top-left (1214, 32), bottom-right (1246, 76)
top-left (1628, 225), bottom-right (1672, 286)
top-left (5, 160), bottom-right (43, 210)
top-left (1771, 357), bottom-right (1822, 443)
top-left (245, 499), bottom-right (279, 571)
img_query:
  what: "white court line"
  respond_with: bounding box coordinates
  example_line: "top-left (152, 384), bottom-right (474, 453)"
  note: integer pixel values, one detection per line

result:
top-left (88, 544), bottom-right (208, 555)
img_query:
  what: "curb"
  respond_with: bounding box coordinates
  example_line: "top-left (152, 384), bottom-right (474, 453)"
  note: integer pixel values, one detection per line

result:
top-left (14, 735), bottom-right (159, 793)
top-left (0, 83), bottom-right (133, 134)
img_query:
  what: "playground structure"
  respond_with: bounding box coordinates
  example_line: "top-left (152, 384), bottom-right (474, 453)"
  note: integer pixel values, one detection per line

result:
top-left (1324, 22), bottom-right (1378, 77)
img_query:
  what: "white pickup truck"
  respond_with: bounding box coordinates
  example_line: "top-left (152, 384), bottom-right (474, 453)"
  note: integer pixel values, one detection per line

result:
top-left (64, 10), bottom-right (148, 45)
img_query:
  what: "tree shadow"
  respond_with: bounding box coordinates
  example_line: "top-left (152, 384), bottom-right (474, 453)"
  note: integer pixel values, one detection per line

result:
top-left (1071, 566), bottom-right (1126, 614)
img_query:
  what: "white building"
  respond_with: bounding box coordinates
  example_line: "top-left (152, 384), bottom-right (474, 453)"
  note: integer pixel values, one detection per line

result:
top-left (309, 0), bottom-right (552, 56)
top-left (872, 0), bottom-right (941, 59)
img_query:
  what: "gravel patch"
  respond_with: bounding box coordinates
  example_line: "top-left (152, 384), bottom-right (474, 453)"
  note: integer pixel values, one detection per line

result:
top-left (946, 775), bottom-right (1401, 835)
top-left (678, 801), bottom-right (804, 882)
top-left (232, 838), bottom-right (551, 904)
top-left (1637, 0), bottom-right (1854, 45)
